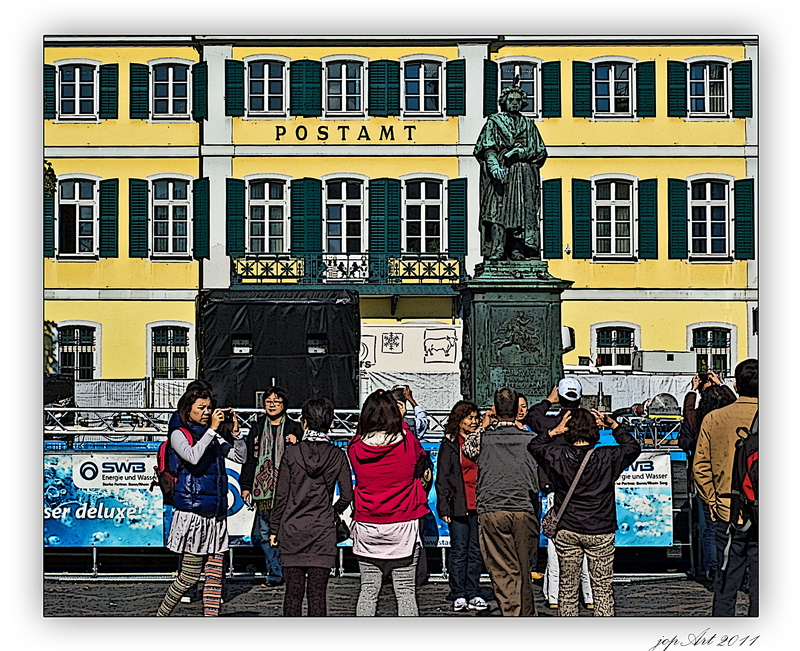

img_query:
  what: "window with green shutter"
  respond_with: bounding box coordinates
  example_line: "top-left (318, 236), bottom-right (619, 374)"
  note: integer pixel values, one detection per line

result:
top-left (572, 61), bottom-right (592, 118)
top-left (44, 64), bottom-right (56, 120)
top-left (225, 59), bottom-right (245, 117)
top-left (483, 59), bottom-right (498, 117)
top-left (732, 60), bottom-right (753, 118)
top-left (99, 64), bottom-right (118, 120)
top-left (593, 178), bottom-right (635, 258)
top-left (541, 61), bottom-right (561, 118)
top-left (571, 178), bottom-right (591, 258)
top-left (290, 60), bottom-right (322, 117)
top-left (193, 178), bottom-right (210, 259)
top-left (448, 178), bottom-right (468, 256)
top-left (44, 188), bottom-right (55, 257)
top-left (667, 61), bottom-right (687, 117)
top-left (291, 178), bottom-right (323, 253)
top-left (446, 59), bottom-right (466, 116)
top-left (226, 178), bottom-right (245, 257)
top-left (734, 178), bottom-right (755, 259)
top-left (129, 63), bottom-right (150, 119)
top-left (668, 178), bottom-right (688, 258)
top-left (635, 61), bottom-right (655, 118)
top-left (99, 178), bottom-right (118, 258)
top-left (638, 178), bottom-right (658, 259)
top-left (542, 178), bottom-right (562, 259)
top-left (401, 178), bottom-right (441, 254)
top-left (192, 61), bottom-right (207, 121)
top-left (57, 178), bottom-right (99, 257)
top-left (368, 60), bottom-right (400, 117)
top-left (498, 60), bottom-right (539, 116)
top-left (129, 178), bottom-right (149, 257)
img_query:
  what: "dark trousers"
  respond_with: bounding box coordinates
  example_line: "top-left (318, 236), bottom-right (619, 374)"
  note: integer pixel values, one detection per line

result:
top-left (283, 566), bottom-right (330, 617)
top-left (447, 512), bottom-right (483, 601)
top-left (416, 516), bottom-right (428, 585)
top-left (713, 522), bottom-right (758, 616)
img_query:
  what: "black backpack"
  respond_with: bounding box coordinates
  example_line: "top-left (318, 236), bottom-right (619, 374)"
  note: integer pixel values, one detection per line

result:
top-left (726, 411), bottom-right (758, 527)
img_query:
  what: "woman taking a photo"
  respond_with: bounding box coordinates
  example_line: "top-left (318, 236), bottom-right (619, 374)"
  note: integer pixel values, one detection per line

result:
top-left (268, 398), bottom-right (353, 617)
top-left (348, 389), bottom-right (431, 616)
top-left (528, 408), bottom-right (640, 616)
top-left (157, 385), bottom-right (246, 617)
top-left (435, 400), bottom-right (488, 612)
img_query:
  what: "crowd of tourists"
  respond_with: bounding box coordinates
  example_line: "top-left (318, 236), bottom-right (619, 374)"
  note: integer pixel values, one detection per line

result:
top-left (154, 358), bottom-right (757, 618)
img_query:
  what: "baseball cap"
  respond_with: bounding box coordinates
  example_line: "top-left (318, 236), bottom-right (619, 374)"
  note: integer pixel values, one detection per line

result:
top-left (557, 377), bottom-right (583, 402)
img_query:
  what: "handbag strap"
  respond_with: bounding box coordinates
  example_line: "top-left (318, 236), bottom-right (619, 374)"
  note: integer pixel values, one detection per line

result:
top-left (552, 447), bottom-right (595, 525)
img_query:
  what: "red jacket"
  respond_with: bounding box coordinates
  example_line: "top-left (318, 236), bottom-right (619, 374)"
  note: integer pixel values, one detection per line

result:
top-left (347, 430), bottom-right (430, 524)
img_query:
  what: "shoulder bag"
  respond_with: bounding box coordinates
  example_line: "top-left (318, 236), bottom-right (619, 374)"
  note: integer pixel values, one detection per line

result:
top-left (541, 448), bottom-right (594, 539)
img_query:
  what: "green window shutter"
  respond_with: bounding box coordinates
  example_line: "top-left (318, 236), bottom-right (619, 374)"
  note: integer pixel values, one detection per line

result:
top-left (129, 178), bottom-right (149, 257)
top-left (637, 178), bottom-right (658, 259)
top-left (129, 63), bottom-right (150, 119)
top-left (192, 61), bottom-right (208, 121)
top-left (290, 60), bottom-right (322, 117)
top-left (734, 178), bottom-right (755, 259)
top-left (732, 60), bottom-right (753, 118)
top-left (369, 179), bottom-right (388, 254)
top-left (193, 178), bottom-right (210, 259)
top-left (483, 59), bottom-right (498, 116)
top-left (572, 61), bottom-right (592, 118)
top-left (44, 64), bottom-right (56, 120)
top-left (291, 178), bottom-right (322, 253)
top-left (98, 178), bottom-right (119, 258)
top-left (636, 61), bottom-right (656, 118)
top-left (542, 178), bottom-right (562, 259)
top-left (571, 178), bottom-right (591, 258)
top-left (448, 178), bottom-right (468, 256)
top-left (99, 64), bottom-right (118, 120)
top-left (368, 60), bottom-right (400, 117)
top-left (226, 178), bottom-right (245, 257)
top-left (386, 179), bottom-right (401, 254)
top-left (541, 61), bottom-right (561, 118)
top-left (667, 61), bottom-right (687, 117)
top-left (668, 178), bottom-right (688, 259)
top-left (446, 59), bottom-right (466, 116)
top-left (44, 188), bottom-right (55, 257)
top-left (225, 59), bottom-right (245, 117)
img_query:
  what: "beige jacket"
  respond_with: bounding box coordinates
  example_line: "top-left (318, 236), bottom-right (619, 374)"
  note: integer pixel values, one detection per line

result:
top-left (693, 396), bottom-right (758, 523)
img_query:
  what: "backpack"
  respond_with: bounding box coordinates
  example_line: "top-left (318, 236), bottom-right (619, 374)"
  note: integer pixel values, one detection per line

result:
top-left (150, 427), bottom-right (193, 506)
top-left (726, 411), bottom-right (758, 527)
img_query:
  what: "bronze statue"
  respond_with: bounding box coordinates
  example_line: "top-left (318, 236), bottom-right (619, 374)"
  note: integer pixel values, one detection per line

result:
top-left (474, 83), bottom-right (548, 260)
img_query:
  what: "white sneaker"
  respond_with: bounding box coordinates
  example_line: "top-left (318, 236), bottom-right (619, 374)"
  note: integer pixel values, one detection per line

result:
top-left (453, 597), bottom-right (468, 611)
top-left (468, 596), bottom-right (488, 611)
top-left (180, 596), bottom-right (191, 603)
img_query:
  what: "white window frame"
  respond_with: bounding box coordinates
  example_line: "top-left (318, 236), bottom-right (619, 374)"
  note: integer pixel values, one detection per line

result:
top-left (321, 173), bottom-right (368, 255)
top-left (686, 173), bottom-right (735, 262)
top-left (146, 320), bottom-right (196, 380)
top-left (685, 55), bottom-right (733, 120)
top-left (54, 319), bottom-right (102, 379)
top-left (589, 55), bottom-right (637, 120)
top-left (496, 56), bottom-right (542, 118)
top-left (54, 173), bottom-right (102, 260)
top-left (243, 54), bottom-right (289, 118)
top-left (147, 57), bottom-right (193, 121)
top-left (147, 173), bottom-right (195, 260)
top-left (243, 173), bottom-right (291, 255)
top-left (590, 321), bottom-right (641, 371)
top-left (399, 54), bottom-right (446, 119)
top-left (399, 173), bottom-right (448, 255)
top-left (54, 58), bottom-right (101, 123)
top-left (686, 321), bottom-right (738, 377)
top-left (321, 54), bottom-right (367, 118)
top-left (590, 173), bottom-right (638, 261)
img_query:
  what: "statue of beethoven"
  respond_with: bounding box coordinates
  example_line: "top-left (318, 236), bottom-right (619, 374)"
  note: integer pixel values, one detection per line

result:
top-left (474, 83), bottom-right (548, 261)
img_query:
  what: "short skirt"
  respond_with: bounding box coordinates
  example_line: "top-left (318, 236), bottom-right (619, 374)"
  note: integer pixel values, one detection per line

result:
top-left (167, 509), bottom-right (229, 555)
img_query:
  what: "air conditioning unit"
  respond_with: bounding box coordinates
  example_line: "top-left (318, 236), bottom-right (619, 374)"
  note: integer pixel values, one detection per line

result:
top-left (631, 350), bottom-right (696, 374)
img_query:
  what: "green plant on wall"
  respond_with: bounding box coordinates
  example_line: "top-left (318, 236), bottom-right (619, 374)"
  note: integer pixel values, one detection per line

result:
top-left (44, 160), bottom-right (56, 197)
top-left (44, 320), bottom-right (57, 374)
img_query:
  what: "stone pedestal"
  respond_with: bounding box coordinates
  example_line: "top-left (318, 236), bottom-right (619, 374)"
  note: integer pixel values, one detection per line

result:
top-left (457, 260), bottom-right (573, 408)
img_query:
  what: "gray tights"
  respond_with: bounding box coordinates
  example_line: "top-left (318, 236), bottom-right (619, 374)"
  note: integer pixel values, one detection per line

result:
top-left (355, 544), bottom-right (420, 616)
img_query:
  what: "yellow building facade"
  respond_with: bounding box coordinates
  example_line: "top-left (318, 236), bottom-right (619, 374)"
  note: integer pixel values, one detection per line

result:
top-left (44, 35), bottom-right (757, 410)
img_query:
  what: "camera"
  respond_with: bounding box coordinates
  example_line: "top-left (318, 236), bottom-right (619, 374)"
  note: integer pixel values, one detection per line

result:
top-left (223, 408), bottom-right (234, 422)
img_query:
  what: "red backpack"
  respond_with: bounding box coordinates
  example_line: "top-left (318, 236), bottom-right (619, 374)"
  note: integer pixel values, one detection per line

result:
top-left (150, 427), bottom-right (193, 506)
top-left (726, 411), bottom-right (759, 527)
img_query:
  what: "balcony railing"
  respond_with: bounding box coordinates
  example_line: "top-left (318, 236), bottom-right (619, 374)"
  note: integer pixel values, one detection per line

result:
top-left (232, 252), bottom-right (465, 287)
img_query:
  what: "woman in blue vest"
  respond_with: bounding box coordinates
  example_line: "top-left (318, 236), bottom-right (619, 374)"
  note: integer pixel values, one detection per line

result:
top-left (157, 385), bottom-right (246, 616)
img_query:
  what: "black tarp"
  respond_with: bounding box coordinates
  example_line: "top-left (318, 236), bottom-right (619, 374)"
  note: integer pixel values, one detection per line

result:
top-left (44, 373), bottom-right (74, 405)
top-left (197, 289), bottom-right (360, 408)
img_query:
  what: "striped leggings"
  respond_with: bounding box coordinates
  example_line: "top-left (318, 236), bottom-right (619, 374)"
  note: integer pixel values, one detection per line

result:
top-left (157, 553), bottom-right (225, 617)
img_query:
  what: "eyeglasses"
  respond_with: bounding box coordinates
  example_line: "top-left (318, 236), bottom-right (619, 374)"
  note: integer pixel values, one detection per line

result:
top-left (265, 400), bottom-right (284, 406)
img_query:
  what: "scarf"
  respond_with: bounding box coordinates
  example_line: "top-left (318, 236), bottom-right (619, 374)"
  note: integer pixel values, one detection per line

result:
top-left (302, 429), bottom-right (331, 443)
top-left (252, 416), bottom-right (285, 510)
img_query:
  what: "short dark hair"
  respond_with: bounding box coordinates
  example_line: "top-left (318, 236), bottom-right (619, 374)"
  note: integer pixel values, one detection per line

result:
top-left (357, 390), bottom-right (403, 438)
top-left (564, 408), bottom-right (600, 445)
top-left (734, 359), bottom-right (758, 398)
top-left (302, 398), bottom-right (335, 433)
top-left (262, 385), bottom-right (289, 411)
top-left (444, 400), bottom-right (480, 441)
top-left (177, 386), bottom-right (214, 427)
top-left (697, 385), bottom-right (737, 427)
top-left (494, 387), bottom-right (519, 420)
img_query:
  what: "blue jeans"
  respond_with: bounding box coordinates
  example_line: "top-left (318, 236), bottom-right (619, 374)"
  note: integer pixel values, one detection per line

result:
top-left (251, 507), bottom-right (283, 581)
top-left (698, 500), bottom-right (718, 574)
top-left (713, 522), bottom-right (758, 616)
top-left (447, 512), bottom-right (483, 601)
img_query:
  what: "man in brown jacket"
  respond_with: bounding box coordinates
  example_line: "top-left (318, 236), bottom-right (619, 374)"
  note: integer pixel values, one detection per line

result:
top-left (693, 358), bottom-right (758, 616)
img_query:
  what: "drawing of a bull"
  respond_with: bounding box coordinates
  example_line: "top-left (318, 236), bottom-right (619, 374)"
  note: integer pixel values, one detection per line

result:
top-left (424, 335), bottom-right (456, 357)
